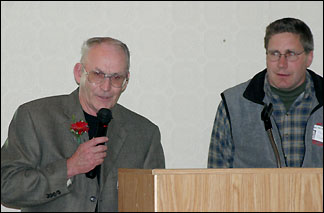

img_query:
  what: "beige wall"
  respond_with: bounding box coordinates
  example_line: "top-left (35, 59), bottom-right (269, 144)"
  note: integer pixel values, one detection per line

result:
top-left (1, 1), bottom-right (323, 212)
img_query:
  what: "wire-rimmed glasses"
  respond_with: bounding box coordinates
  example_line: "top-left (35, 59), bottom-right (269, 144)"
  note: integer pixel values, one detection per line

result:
top-left (82, 64), bottom-right (128, 88)
top-left (266, 50), bottom-right (305, 62)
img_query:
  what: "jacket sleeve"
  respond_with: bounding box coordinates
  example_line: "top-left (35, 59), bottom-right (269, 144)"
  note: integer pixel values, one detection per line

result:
top-left (143, 125), bottom-right (165, 169)
top-left (1, 105), bottom-right (71, 208)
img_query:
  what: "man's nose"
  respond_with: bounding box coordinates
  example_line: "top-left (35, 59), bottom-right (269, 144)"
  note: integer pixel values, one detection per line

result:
top-left (100, 77), bottom-right (112, 91)
top-left (278, 55), bottom-right (288, 68)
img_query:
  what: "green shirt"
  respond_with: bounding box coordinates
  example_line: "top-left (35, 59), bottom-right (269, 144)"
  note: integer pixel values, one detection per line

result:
top-left (270, 81), bottom-right (306, 112)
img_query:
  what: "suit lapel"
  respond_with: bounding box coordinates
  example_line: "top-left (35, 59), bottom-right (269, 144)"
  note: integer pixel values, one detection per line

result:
top-left (61, 88), bottom-right (89, 146)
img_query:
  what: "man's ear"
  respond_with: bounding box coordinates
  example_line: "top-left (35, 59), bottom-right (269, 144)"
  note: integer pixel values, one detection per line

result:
top-left (306, 51), bottom-right (314, 68)
top-left (73, 63), bottom-right (83, 85)
top-left (121, 72), bottom-right (130, 92)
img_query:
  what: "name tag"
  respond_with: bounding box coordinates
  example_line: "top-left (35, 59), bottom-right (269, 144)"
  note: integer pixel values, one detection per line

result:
top-left (312, 123), bottom-right (323, 145)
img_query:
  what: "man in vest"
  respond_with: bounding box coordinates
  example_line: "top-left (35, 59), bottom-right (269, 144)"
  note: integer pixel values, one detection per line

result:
top-left (208, 17), bottom-right (322, 168)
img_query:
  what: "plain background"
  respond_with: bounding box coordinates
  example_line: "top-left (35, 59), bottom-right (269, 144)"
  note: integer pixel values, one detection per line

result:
top-left (1, 1), bottom-right (323, 212)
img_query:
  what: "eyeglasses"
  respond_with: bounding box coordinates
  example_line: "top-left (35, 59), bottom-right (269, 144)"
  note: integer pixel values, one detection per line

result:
top-left (82, 64), bottom-right (128, 88)
top-left (266, 50), bottom-right (305, 62)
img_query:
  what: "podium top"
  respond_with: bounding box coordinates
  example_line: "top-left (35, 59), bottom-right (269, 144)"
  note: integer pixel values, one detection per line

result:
top-left (118, 168), bottom-right (323, 175)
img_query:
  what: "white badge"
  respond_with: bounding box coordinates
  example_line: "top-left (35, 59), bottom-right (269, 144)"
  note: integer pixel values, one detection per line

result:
top-left (312, 124), bottom-right (323, 143)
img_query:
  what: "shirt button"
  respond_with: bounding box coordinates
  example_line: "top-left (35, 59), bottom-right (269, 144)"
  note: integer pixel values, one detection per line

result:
top-left (90, 196), bottom-right (97, 202)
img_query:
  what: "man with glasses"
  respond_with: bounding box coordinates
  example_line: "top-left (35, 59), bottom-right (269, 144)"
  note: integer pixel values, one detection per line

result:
top-left (208, 18), bottom-right (323, 168)
top-left (1, 37), bottom-right (165, 211)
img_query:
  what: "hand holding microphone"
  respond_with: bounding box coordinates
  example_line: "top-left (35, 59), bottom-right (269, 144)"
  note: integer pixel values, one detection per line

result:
top-left (86, 108), bottom-right (113, 179)
top-left (67, 108), bottom-right (112, 179)
top-left (67, 137), bottom-right (108, 179)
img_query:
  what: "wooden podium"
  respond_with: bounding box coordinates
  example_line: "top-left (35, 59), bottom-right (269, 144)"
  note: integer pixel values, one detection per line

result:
top-left (118, 168), bottom-right (323, 212)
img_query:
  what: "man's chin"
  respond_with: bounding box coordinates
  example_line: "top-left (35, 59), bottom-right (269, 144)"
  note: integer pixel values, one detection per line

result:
top-left (95, 102), bottom-right (115, 111)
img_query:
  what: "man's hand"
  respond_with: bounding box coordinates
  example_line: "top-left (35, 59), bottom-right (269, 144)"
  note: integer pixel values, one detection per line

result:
top-left (67, 137), bottom-right (108, 179)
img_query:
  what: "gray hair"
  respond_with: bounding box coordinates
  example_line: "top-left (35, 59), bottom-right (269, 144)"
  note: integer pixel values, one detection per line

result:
top-left (80, 37), bottom-right (130, 72)
top-left (264, 17), bottom-right (314, 53)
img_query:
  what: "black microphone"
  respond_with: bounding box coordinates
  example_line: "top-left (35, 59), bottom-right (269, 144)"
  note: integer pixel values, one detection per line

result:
top-left (261, 103), bottom-right (281, 168)
top-left (86, 108), bottom-right (113, 179)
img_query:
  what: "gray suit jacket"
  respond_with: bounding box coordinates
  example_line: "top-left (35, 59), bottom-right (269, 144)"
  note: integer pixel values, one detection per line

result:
top-left (1, 88), bottom-right (165, 212)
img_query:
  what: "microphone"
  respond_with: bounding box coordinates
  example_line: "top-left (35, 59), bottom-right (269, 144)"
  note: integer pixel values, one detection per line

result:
top-left (86, 108), bottom-right (113, 179)
top-left (261, 103), bottom-right (281, 168)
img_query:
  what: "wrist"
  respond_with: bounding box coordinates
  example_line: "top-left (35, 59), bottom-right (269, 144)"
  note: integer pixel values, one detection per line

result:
top-left (67, 158), bottom-right (77, 179)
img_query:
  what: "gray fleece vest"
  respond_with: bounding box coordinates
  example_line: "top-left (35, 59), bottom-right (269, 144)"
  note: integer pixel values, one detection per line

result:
top-left (221, 69), bottom-right (323, 168)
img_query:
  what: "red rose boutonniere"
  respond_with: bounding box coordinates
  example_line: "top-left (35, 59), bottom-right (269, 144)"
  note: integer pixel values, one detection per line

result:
top-left (70, 116), bottom-right (89, 144)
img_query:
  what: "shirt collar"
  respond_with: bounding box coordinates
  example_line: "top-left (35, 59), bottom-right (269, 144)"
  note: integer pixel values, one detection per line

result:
top-left (243, 69), bottom-right (322, 107)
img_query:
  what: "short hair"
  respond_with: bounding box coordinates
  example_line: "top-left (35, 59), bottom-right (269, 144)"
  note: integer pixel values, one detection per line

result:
top-left (264, 17), bottom-right (314, 53)
top-left (80, 37), bottom-right (130, 72)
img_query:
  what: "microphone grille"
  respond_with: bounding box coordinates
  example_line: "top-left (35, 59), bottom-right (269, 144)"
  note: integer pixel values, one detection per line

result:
top-left (97, 108), bottom-right (113, 124)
